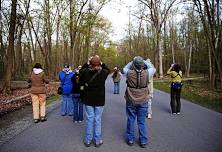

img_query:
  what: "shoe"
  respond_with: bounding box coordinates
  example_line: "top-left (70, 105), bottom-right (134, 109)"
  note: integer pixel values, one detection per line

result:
top-left (172, 113), bottom-right (176, 115)
top-left (34, 119), bottom-right (39, 123)
top-left (84, 142), bottom-right (91, 147)
top-left (40, 117), bottom-right (47, 122)
top-left (61, 113), bottom-right (66, 116)
top-left (95, 140), bottom-right (103, 147)
top-left (68, 113), bottom-right (73, 116)
top-left (148, 114), bottom-right (152, 119)
top-left (127, 141), bottom-right (134, 146)
top-left (177, 112), bottom-right (180, 115)
top-left (78, 121), bottom-right (82, 123)
top-left (74, 121), bottom-right (78, 123)
top-left (140, 143), bottom-right (147, 148)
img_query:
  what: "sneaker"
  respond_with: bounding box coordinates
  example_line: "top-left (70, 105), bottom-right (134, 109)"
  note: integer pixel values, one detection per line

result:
top-left (172, 113), bottom-right (176, 115)
top-left (177, 112), bottom-right (180, 115)
top-left (61, 113), bottom-right (66, 116)
top-left (140, 143), bottom-right (147, 148)
top-left (74, 121), bottom-right (78, 123)
top-left (40, 117), bottom-right (47, 122)
top-left (127, 141), bottom-right (134, 146)
top-left (78, 121), bottom-right (82, 123)
top-left (95, 140), bottom-right (103, 148)
top-left (34, 119), bottom-right (39, 123)
top-left (84, 142), bottom-right (91, 147)
top-left (148, 114), bottom-right (152, 119)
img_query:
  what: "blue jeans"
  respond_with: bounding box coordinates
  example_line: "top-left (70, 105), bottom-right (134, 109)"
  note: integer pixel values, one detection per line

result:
top-left (114, 82), bottom-right (120, 94)
top-left (72, 94), bottom-right (83, 121)
top-left (126, 101), bottom-right (148, 144)
top-left (84, 105), bottom-right (104, 144)
top-left (61, 94), bottom-right (73, 115)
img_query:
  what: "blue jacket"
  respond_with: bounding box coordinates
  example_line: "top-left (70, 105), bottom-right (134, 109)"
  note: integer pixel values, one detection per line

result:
top-left (59, 70), bottom-right (74, 95)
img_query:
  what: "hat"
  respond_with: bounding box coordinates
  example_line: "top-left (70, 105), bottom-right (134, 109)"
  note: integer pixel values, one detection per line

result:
top-left (64, 64), bottom-right (70, 68)
top-left (133, 56), bottom-right (144, 69)
top-left (90, 56), bottom-right (101, 66)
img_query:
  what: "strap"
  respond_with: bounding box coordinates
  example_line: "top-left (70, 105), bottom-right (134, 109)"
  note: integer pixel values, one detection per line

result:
top-left (172, 73), bottom-right (182, 78)
top-left (85, 69), bottom-right (102, 86)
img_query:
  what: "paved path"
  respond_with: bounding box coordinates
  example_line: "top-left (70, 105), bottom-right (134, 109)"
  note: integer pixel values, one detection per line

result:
top-left (0, 76), bottom-right (222, 152)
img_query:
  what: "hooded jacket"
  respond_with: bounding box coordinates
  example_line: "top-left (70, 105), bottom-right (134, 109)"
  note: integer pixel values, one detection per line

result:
top-left (29, 68), bottom-right (49, 94)
top-left (59, 69), bottom-right (74, 95)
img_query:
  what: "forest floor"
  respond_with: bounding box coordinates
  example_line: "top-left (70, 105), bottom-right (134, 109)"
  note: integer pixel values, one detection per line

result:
top-left (0, 83), bottom-right (59, 117)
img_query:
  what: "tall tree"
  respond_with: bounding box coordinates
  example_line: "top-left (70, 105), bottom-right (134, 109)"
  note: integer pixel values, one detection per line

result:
top-left (193, 0), bottom-right (222, 89)
top-left (138, 0), bottom-right (177, 77)
top-left (2, 0), bottom-right (17, 94)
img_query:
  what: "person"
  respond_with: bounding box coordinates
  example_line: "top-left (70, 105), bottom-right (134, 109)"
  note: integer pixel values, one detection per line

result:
top-left (123, 56), bottom-right (156, 148)
top-left (71, 66), bottom-right (83, 123)
top-left (80, 55), bottom-right (110, 147)
top-left (167, 63), bottom-right (182, 114)
top-left (28, 63), bottom-right (49, 123)
top-left (112, 67), bottom-right (122, 94)
top-left (58, 64), bottom-right (74, 116)
top-left (146, 59), bottom-right (154, 119)
top-left (147, 75), bottom-right (153, 119)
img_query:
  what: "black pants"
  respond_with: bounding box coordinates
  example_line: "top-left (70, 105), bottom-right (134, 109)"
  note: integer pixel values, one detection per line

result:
top-left (170, 87), bottom-right (181, 113)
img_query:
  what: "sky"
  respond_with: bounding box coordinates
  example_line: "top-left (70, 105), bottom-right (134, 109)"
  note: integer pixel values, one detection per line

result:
top-left (99, 0), bottom-right (185, 42)
top-left (99, 0), bottom-right (137, 42)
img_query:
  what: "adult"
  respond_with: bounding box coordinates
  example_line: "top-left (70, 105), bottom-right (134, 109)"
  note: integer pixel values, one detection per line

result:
top-left (71, 66), bottom-right (83, 123)
top-left (28, 63), bottom-right (49, 123)
top-left (167, 64), bottom-right (182, 114)
top-left (123, 56), bottom-right (156, 148)
top-left (58, 64), bottom-right (74, 116)
top-left (146, 59), bottom-right (154, 119)
top-left (112, 67), bottom-right (122, 94)
top-left (80, 55), bottom-right (110, 147)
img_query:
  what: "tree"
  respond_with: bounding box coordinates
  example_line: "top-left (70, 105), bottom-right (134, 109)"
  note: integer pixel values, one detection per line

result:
top-left (193, 0), bottom-right (222, 89)
top-left (138, 0), bottom-right (178, 77)
top-left (2, 0), bottom-right (17, 94)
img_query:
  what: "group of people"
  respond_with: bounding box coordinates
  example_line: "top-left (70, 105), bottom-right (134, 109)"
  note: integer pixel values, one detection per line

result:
top-left (28, 55), bottom-right (182, 148)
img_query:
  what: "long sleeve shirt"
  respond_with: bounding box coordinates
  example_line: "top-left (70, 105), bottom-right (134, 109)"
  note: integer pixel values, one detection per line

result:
top-left (167, 67), bottom-right (182, 83)
top-left (123, 61), bottom-right (156, 79)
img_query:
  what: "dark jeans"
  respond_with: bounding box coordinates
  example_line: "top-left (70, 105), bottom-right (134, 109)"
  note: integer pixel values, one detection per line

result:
top-left (72, 94), bottom-right (83, 121)
top-left (170, 86), bottom-right (181, 113)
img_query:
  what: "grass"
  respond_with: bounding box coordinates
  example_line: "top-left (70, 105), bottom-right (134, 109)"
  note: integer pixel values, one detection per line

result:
top-left (46, 95), bottom-right (61, 105)
top-left (154, 80), bottom-right (222, 113)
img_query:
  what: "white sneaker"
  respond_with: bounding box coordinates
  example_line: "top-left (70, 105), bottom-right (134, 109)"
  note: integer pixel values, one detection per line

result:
top-left (172, 113), bottom-right (176, 115)
top-left (177, 112), bottom-right (180, 115)
top-left (148, 114), bottom-right (152, 119)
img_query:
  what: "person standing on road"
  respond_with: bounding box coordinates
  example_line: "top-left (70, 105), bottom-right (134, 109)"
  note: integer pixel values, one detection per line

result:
top-left (71, 65), bottom-right (84, 123)
top-left (112, 67), bottom-right (122, 94)
top-left (80, 55), bottom-right (110, 147)
top-left (58, 64), bottom-right (74, 116)
top-left (146, 59), bottom-right (154, 119)
top-left (28, 63), bottom-right (49, 123)
top-left (167, 63), bottom-right (183, 114)
top-left (123, 56), bottom-right (156, 148)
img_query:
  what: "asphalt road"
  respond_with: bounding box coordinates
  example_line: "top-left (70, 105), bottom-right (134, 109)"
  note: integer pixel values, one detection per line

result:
top-left (0, 75), bottom-right (222, 152)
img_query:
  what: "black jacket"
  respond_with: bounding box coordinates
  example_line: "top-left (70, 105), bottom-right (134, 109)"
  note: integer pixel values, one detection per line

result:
top-left (71, 73), bottom-right (81, 94)
top-left (80, 63), bottom-right (110, 106)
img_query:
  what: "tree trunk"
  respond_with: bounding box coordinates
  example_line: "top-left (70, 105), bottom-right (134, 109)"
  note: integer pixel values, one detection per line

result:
top-left (187, 42), bottom-right (192, 77)
top-left (2, 0), bottom-right (17, 94)
top-left (157, 31), bottom-right (163, 78)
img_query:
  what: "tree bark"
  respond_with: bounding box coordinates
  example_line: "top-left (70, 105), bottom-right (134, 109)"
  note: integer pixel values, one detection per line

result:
top-left (2, 0), bottom-right (17, 94)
